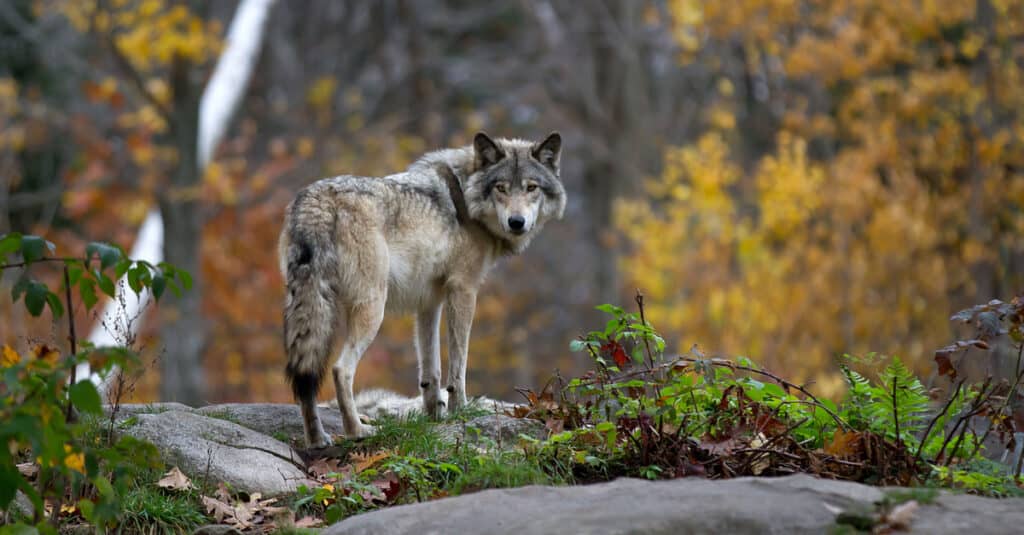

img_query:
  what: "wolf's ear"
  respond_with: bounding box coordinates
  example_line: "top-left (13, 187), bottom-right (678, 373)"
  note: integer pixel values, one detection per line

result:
top-left (531, 131), bottom-right (561, 171)
top-left (474, 132), bottom-right (504, 168)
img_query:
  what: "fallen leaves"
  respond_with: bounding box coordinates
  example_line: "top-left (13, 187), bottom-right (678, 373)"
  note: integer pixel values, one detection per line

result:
top-left (156, 466), bottom-right (193, 491)
top-left (201, 492), bottom-right (291, 532)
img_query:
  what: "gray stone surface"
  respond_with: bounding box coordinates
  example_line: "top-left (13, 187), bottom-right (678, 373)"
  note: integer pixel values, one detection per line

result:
top-left (104, 402), bottom-right (194, 419)
top-left (120, 410), bottom-right (313, 496)
top-left (196, 403), bottom-right (344, 443)
top-left (437, 414), bottom-right (547, 445)
top-left (324, 474), bottom-right (1024, 535)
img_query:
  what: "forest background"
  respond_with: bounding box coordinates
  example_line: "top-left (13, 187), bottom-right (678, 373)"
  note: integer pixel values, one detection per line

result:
top-left (2, 0), bottom-right (1023, 405)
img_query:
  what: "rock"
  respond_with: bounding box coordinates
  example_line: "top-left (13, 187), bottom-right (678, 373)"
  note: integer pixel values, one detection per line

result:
top-left (192, 525), bottom-right (244, 535)
top-left (437, 414), bottom-right (546, 445)
top-left (11, 490), bottom-right (34, 520)
top-left (103, 402), bottom-right (194, 420)
top-left (339, 389), bottom-right (521, 420)
top-left (323, 474), bottom-right (1024, 535)
top-left (120, 410), bottom-right (312, 496)
top-left (196, 403), bottom-right (345, 443)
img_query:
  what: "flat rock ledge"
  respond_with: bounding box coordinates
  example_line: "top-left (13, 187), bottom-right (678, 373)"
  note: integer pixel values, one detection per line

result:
top-left (118, 410), bottom-right (313, 496)
top-left (103, 395), bottom-right (533, 497)
top-left (324, 474), bottom-right (1024, 535)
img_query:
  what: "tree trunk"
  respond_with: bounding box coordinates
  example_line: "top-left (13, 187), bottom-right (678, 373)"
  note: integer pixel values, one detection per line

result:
top-left (158, 55), bottom-right (206, 405)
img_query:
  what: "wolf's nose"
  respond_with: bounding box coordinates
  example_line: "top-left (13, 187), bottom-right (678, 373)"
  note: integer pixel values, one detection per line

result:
top-left (508, 215), bottom-right (526, 231)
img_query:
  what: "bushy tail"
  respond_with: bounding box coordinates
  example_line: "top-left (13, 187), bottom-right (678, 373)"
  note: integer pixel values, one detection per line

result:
top-left (282, 202), bottom-right (340, 403)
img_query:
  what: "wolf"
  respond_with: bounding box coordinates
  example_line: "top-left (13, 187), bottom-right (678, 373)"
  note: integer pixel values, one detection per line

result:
top-left (280, 132), bottom-right (566, 447)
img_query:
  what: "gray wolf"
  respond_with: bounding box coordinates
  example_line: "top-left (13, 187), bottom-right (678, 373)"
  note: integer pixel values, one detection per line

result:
top-left (280, 132), bottom-right (566, 447)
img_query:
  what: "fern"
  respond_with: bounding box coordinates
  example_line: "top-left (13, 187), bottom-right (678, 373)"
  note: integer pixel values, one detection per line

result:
top-left (874, 357), bottom-right (930, 444)
top-left (838, 362), bottom-right (876, 430)
top-left (839, 357), bottom-right (930, 445)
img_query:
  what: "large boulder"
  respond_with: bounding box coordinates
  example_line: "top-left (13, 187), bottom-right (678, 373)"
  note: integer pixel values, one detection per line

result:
top-left (324, 474), bottom-right (1024, 535)
top-left (196, 403), bottom-right (345, 443)
top-left (120, 410), bottom-right (313, 496)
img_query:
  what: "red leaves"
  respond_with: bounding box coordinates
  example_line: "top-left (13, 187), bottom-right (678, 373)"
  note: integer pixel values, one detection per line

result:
top-left (601, 340), bottom-right (630, 368)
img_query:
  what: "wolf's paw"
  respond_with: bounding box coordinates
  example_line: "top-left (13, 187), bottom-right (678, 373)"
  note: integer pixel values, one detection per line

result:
top-left (308, 430), bottom-right (334, 449)
top-left (446, 386), bottom-right (467, 413)
top-left (348, 422), bottom-right (377, 439)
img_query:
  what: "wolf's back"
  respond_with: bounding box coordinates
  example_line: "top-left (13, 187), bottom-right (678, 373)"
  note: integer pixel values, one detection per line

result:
top-left (281, 188), bottom-right (340, 400)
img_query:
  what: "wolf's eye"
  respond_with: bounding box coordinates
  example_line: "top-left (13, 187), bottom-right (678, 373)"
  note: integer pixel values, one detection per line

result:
top-left (526, 184), bottom-right (538, 192)
top-left (495, 184), bottom-right (508, 194)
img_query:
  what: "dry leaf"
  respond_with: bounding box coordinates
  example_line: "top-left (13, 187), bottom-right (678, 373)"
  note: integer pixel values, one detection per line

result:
top-left (825, 430), bottom-right (862, 458)
top-left (351, 450), bottom-right (391, 473)
top-left (308, 457), bottom-right (344, 478)
top-left (202, 495), bottom-right (235, 524)
top-left (156, 466), bottom-right (193, 491)
top-left (295, 516), bottom-right (324, 528)
top-left (215, 482), bottom-right (232, 502)
top-left (884, 500), bottom-right (919, 530)
top-left (16, 462), bottom-right (38, 479)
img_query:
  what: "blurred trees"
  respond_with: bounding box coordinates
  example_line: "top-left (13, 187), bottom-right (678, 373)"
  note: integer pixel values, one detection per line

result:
top-left (619, 0), bottom-right (1024, 395)
top-left (2, 1), bottom-right (1023, 403)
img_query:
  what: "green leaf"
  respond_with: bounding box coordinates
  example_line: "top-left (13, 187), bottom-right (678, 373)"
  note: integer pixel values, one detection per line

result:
top-left (151, 274), bottom-right (166, 299)
top-left (114, 258), bottom-right (131, 279)
top-left (0, 232), bottom-right (22, 259)
top-left (595, 303), bottom-right (624, 316)
top-left (78, 278), bottom-right (98, 310)
top-left (24, 281), bottom-right (49, 316)
top-left (96, 272), bottom-right (116, 297)
top-left (86, 242), bottom-right (121, 270)
top-left (176, 269), bottom-right (193, 291)
top-left (78, 499), bottom-right (95, 522)
top-left (65, 264), bottom-right (84, 285)
top-left (0, 462), bottom-right (17, 509)
top-left (0, 523), bottom-right (40, 535)
top-left (126, 266), bottom-right (143, 295)
top-left (69, 381), bottom-right (102, 415)
top-left (20, 235), bottom-right (48, 263)
top-left (569, 339), bottom-right (586, 352)
top-left (45, 291), bottom-right (64, 319)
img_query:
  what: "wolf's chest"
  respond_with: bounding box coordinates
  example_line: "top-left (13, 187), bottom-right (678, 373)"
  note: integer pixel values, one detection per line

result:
top-left (384, 242), bottom-right (448, 312)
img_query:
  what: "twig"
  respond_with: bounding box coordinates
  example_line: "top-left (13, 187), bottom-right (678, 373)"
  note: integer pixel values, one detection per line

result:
top-left (915, 378), bottom-right (965, 463)
top-left (635, 290), bottom-right (655, 371)
top-left (891, 374), bottom-right (900, 446)
top-left (63, 266), bottom-right (78, 422)
top-left (1, 257), bottom-right (85, 270)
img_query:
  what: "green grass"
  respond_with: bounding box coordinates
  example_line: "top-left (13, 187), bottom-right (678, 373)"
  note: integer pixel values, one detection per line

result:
top-left (338, 408), bottom-right (566, 499)
top-left (118, 485), bottom-right (207, 534)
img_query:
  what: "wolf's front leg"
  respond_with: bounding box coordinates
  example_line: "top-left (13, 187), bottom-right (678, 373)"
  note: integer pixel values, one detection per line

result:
top-left (415, 305), bottom-right (445, 418)
top-left (445, 288), bottom-right (476, 412)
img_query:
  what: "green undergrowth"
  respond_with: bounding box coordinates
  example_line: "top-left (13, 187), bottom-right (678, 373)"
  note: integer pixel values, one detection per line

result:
top-left (295, 405), bottom-right (569, 524)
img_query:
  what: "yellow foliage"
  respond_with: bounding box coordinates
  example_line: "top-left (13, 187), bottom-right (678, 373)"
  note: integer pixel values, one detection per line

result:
top-left (1, 345), bottom-right (20, 367)
top-left (55, 0), bottom-right (222, 71)
top-left (626, 0), bottom-right (1024, 393)
top-left (63, 444), bottom-right (85, 474)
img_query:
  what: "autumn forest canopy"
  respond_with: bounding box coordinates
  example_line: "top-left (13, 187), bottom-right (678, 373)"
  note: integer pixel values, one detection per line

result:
top-left (2, 0), bottom-right (1024, 405)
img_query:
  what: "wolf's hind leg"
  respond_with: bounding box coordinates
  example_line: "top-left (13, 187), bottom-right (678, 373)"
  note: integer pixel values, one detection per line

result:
top-left (416, 305), bottom-right (445, 419)
top-left (296, 380), bottom-right (332, 448)
top-left (333, 298), bottom-right (385, 438)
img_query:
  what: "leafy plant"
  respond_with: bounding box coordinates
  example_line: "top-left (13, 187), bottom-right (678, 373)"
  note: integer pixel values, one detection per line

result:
top-left (514, 292), bottom-right (1019, 490)
top-left (0, 232), bottom-right (190, 532)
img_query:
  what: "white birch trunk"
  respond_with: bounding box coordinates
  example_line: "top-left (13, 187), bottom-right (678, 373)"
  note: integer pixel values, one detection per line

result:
top-left (80, 0), bottom-right (277, 391)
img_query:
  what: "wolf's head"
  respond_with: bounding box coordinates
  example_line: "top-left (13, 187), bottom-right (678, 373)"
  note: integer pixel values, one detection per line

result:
top-left (463, 131), bottom-right (566, 252)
